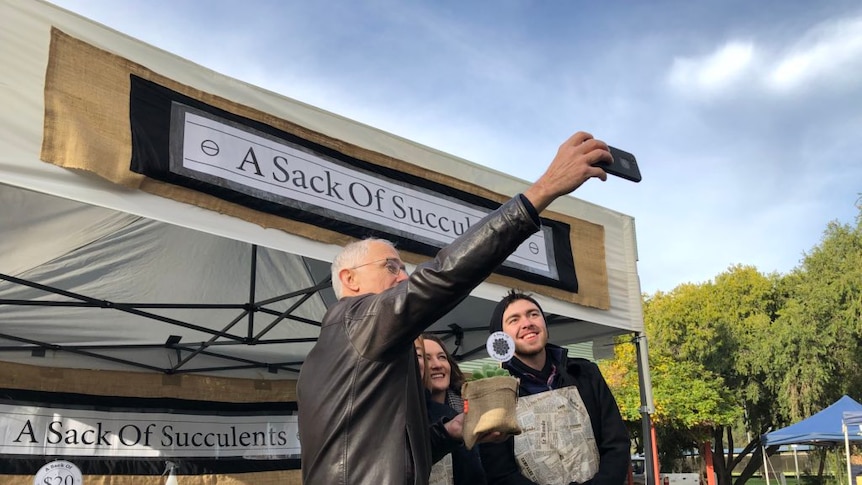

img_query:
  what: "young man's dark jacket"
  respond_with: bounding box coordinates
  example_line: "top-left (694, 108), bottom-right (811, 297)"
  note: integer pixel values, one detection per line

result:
top-left (480, 344), bottom-right (630, 485)
top-left (297, 196), bottom-right (540, 485)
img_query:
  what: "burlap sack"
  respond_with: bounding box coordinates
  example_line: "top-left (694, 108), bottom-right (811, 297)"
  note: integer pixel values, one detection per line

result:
top-left (461, 376), bottom-right (521, 449)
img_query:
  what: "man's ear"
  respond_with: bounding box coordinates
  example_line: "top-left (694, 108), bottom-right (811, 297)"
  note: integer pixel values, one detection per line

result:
top-left (339, 268), bottom-right (360, 294)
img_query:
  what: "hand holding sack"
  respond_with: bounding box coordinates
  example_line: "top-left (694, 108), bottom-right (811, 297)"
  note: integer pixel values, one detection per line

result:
top-left (460, 375), bottom-right (521, 449)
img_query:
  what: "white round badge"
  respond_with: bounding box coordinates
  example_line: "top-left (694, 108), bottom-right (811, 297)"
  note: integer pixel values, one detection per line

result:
top-left (34, 460), bottom-right (83, 485)
top-left (486, 331), bottom-right (515, 362)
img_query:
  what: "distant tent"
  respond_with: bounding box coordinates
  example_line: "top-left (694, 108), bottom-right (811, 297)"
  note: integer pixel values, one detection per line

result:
top-left (760, 396), bottom-right (862, 485)
top-left (762, 395), bottom-right (862, 446)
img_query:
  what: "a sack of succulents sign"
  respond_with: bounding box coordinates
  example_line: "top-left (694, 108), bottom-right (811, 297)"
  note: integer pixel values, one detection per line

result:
top-left (461, 363), bottom-right (522, 450)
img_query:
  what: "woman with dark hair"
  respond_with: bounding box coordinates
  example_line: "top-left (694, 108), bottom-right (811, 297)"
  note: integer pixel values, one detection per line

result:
top-left (424, 334), bottom-right (466, 409)
top-left (422, 333), bottom-right (487, 485)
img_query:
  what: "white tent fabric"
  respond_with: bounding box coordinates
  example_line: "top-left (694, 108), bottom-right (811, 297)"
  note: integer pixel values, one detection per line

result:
top-left (1, 186), bottom-right (324, 373)
top-left (0, 0), bottom-right (645, 381)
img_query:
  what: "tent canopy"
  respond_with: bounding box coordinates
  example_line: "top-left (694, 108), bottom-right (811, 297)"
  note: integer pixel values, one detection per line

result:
top-left (0, 0), bottom-right (644, 381)
top-left (762, 396), bottom-right (862, 446)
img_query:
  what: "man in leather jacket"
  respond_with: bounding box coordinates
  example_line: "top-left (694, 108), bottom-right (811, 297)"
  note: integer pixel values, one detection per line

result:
top-left (297, 131), bottom-right (615, 485)
top-left (479, 290), bottom-right (630, 485)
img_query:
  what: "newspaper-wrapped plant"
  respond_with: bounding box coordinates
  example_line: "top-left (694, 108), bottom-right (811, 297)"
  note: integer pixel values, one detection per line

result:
top-left (461, 363), bottom-right (521, 449)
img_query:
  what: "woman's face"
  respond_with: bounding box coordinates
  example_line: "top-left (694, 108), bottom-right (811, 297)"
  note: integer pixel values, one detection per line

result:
top-left (424, 339), bottom-right (451, 396)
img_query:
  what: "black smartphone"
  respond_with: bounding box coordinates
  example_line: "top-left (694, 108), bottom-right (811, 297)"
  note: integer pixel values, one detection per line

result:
top-left (597, 146), bottom-right (642, 183)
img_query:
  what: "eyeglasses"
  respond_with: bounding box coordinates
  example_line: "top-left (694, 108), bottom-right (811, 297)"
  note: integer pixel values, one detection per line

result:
top-left (349, 257), bottom-right (407, 275)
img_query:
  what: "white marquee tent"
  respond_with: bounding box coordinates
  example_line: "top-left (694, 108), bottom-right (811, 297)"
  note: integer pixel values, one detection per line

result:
top-left (0, 0), bottom-right (644, 381)
top-left (0, 1), bottom-right (647, 482)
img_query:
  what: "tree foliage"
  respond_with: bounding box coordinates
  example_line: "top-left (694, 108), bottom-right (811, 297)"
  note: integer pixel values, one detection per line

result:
top-left (603, 202), bottom-right (862, 485)
top-left (767, 210), bottom-right (862, 420)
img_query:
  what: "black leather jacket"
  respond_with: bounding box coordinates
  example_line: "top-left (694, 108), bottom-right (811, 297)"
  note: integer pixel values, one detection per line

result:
top-left (297, 196), bottom-right (540, 485)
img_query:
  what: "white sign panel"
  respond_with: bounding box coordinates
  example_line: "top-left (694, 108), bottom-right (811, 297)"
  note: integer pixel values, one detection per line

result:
top-left (169, 104), bottom-right (558, 279)
top-left (0, 404), bottom-right (299, 459)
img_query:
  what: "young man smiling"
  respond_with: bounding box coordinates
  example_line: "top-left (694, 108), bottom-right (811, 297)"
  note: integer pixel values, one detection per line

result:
top-left (480, 290), bottom-right (630, 485)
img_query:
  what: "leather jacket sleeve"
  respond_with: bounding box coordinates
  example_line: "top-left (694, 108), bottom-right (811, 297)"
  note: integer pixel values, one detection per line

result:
top-left (343, 196), bottom-right (540, 362)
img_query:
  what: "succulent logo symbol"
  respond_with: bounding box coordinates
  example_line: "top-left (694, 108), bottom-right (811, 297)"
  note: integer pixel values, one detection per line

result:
top-left (492, 337), bottom-right (510, 357)
top-left (486, 331), bottom-right (515, 362)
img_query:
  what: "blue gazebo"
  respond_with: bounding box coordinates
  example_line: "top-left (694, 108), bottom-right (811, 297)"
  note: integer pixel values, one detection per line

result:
top-left (761, 395), bottom-right (862, 485)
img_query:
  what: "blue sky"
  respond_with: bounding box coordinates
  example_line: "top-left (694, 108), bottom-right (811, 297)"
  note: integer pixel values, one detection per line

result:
top-left (50, 0), bottom-right (862, 294)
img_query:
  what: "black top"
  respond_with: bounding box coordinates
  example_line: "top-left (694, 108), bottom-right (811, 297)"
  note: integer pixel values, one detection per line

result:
top-left (480, 344), bottom-right (631, 485)
top-left (427, 390), bottom-right (488, 484)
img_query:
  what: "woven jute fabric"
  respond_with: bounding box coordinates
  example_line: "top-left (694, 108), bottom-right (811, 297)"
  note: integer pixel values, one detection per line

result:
top-left (0, 361), bottom-right (297, 402)
top-left (461, 376), bottom-right (521, 450)
top-left (40, 28), bottom-right (609, 309)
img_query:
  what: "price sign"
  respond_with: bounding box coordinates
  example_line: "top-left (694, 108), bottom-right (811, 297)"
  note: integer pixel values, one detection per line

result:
top-left (33, 460), bottom-right (83, 485)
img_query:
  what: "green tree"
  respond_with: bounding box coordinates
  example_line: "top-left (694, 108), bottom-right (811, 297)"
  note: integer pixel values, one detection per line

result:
top-left (601, 344), bottom-right (738, 467)
top-left (603, 265), bottom-right (784, 484)
top-left (766, 206), bottom-right (862, 419)
top-left (603, 203), bottom-right (862, 485)
top-left (650, 266), bottom-right (783, 485)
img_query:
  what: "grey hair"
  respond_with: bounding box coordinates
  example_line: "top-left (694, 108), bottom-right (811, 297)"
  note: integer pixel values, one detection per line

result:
top-left (331, 237), bottom-right (396, 299)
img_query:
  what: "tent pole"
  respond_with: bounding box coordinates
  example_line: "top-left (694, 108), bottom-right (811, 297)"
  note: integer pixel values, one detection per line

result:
top-left (634, 332), bottom-right (657, 485)
top-left (791, 444), bottom-right (799, 485)
top-left (762, 444), bottom-right (771, 485)
top-left (846, 421), bottom-right (853, 485)
top-left (247, 244), bottom-right (258, 340)
top-left (704, 442), bottom-right (716, 485)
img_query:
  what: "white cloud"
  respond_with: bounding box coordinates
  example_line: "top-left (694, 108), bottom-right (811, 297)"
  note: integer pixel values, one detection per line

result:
top-left (667, 15), bottom-right (862, 100)
top-left (667, 41), bottom-right (755, 95)
top-left (766, 16), bottom-right (862, 93)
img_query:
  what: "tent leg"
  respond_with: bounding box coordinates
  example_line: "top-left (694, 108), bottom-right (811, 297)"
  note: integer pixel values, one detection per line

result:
top-left (763, 445), bottom-right (771, 485)
top-left (792, 445), bottom-right (799, 485)
top-left (704, 442), bottom-right (716, 485)
top-left (846, 422), bottom-right (853, 485)
top-left (635, 332), bottom-right (658, 485)
top-left (651, 423), bottom-right (660, 485)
